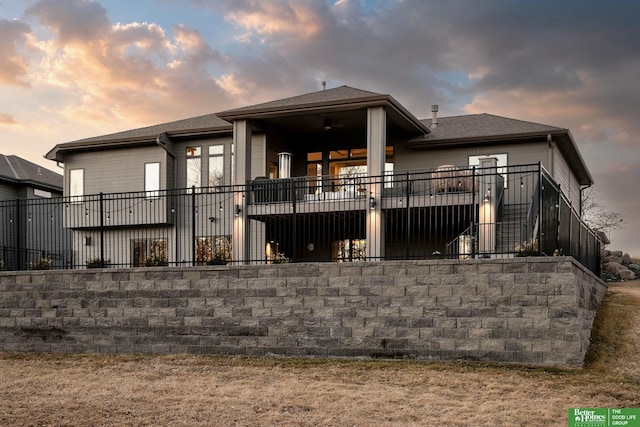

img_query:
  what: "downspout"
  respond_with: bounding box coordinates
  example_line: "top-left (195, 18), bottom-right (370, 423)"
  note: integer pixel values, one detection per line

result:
top-left (547, 133), bottom-right (553, 176)
top-left (156, 133), bottom-right (179, 265)
top-left (579, 183), bottom-right (593, 218)
top-left (156, 132), bottom-right (177, 188)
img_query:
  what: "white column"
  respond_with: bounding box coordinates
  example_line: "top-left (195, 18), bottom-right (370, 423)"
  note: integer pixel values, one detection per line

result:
top-left (366, 106), bottom-right (386, 260)
top-left (478, 156), bottom-right (498, 257)
top-left (232, 120), bottom-right (252, 264)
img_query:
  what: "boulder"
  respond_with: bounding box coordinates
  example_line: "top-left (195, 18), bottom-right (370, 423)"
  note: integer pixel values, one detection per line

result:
top-left (606, 255), bottom-right (624, 265)
top-left (605, 261), bottom-right (627, 275)
top-left (618, 269), bottom-right (636, 280)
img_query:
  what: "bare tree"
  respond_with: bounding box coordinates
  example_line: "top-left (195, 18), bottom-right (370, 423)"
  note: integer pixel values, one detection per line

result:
top-left (581, 186), bottom-right (624, 239)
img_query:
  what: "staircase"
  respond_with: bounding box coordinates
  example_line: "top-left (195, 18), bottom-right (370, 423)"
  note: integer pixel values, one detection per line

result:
top-left (496, 203), bottom-right (529, 254)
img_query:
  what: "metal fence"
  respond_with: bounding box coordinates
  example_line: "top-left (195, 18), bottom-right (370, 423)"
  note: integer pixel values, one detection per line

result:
top-left (0, 163), bottom-right (600, 275)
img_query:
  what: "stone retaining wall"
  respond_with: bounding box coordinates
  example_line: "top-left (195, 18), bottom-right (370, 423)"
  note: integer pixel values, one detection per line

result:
top-left (0, 257), bottom-right (607, 367)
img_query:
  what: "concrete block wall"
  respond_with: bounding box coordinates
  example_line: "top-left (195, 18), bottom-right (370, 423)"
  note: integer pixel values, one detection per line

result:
top-left (0, 257), bottom-right (607, 368)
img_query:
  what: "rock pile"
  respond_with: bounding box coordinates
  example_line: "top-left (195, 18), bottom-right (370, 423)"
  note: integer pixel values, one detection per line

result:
top-left (601, 249), bottom-right (638, 281)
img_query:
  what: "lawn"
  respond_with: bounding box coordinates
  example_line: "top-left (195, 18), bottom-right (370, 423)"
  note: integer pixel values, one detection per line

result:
top-left (1, 281), bottom-right (638, 426)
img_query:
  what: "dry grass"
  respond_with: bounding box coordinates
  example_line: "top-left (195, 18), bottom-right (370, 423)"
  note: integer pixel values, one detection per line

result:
top-left (1, 282), bottom-right (639, 427)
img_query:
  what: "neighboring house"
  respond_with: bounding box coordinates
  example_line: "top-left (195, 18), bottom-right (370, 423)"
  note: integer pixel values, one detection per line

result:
top-left (44, 86), bottom-right (598, 270)
top-left (0, 154), bottom-right (68, 270)
top-left (0, 154), bottom-right (63, 200)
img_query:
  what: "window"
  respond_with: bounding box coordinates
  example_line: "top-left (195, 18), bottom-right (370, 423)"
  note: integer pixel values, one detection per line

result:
top-left (131, 238), bottom-right (167, 267)
top-left (269, 162), bottom-right (277, 179)
top-left (208, 145), bottom-right (224, 187)
top-left (196, 236), bottom-right (232, 265)
top-left (69, 168), bottom-right (84, 202)
top-left (145, 162), bottom-right (160, 197)
top-left (307, 152), bottom-right (322, 194)
top-left (33, 189), bottom-right (52, 198)
top-left (384, 146), bottom-right (394, 188)
top-left (186, 146), bottom-right (201, 188)
top-left (332, 239), bottom-right (366, 262)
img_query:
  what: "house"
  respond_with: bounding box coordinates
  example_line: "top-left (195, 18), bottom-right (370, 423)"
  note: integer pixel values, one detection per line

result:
top-left (44, 86), bottom-right (598, 271)
top-left (0, 154), bottom-right (63, 200)
top-left (0, 154), bottom-right (67, 270)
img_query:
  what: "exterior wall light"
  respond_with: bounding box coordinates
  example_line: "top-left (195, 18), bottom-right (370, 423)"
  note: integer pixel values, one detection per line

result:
top-left (369, 196), bottom-right (376, 209)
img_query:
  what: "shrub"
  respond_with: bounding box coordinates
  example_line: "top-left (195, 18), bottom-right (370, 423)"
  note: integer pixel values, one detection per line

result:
top-left (87, 258), bottom-right (108, 268)
top-left (272, 252), bottom-right (290, 264)
top-left (30, 258), bottom-right (52, 270)
top-left (514, 239), bottom-right (539, 257)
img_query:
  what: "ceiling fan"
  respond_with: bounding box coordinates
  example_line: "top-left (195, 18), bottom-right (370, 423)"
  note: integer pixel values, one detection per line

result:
top-left (322, 117), bottom-right (345, 130)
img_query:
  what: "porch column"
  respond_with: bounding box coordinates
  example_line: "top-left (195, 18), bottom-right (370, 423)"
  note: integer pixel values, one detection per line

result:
top-left (478, 156), bottom-right (498, 257)
top-left (366, 106), bottom-right (386, 260)
top-left (232, 120), bottom-right (252, 264)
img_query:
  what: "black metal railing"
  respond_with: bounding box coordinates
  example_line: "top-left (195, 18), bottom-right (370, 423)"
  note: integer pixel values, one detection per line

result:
top-left (0, 163), bottom-right (601, 275)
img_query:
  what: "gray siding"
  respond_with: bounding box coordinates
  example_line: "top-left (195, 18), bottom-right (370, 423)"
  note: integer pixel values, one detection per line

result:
top-left (0, 183), bottom-right (17, 201)
top-left (551, 143), bottom-right (581, 212)
top-left (395, 141), bottom-right (549, 172)
top-left (64, 146), bottom-right (168, 195)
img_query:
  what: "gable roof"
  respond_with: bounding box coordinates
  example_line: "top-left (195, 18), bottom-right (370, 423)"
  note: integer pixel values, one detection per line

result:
top-left (417, 113), bottom-right (566, 142)
top-left (45, 113), bottom-right (232, 162)
top-left (218, 85), bottom-right (385, 116)
top-left (217, 85), bottom-right (430, 135)
top-left (0, 154), bottom-right (63, 191)
top-left (409, 113), bottom-right (592, 185)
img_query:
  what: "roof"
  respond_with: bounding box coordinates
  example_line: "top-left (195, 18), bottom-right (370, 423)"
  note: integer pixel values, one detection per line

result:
top-left (0, 154), bottom-right (63, 191)
top-left (45, 113), bottom-right (232, 162)
top-left (417, 113), bottom-right (566, 142)
top-left (217, 85), bottom-right (429, 136)
top-left (409, 113), bottom-right (593, 185)
top-left (218, 85), bottom-right (385, 116)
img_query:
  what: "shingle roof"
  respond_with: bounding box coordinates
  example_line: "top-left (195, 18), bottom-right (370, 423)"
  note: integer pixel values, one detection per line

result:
top-left (418, 113), bottom-right (566, 142)
top-left (218, 85), bottom-right (385, 116)
top-left (67, 113), bottom-right (231, 145)
top-left (412, 113), bottom-right (592, 185)
top-left (0, 154), bottom-right (63, 190)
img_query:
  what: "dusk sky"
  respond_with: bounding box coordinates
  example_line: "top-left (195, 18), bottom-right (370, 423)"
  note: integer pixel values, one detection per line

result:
top-left (1, 0), bottom-right (638, 255)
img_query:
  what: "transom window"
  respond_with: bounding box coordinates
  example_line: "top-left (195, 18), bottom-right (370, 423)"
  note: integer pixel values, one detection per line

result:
top-left (186, 146), bottom-right (201, 188)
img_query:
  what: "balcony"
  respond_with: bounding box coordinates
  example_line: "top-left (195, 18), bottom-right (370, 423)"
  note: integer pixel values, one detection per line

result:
top-left (0, 164), bottom-right (601, 274)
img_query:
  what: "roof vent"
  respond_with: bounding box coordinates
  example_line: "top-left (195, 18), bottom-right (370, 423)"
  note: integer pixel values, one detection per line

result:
top-left (431, 105), bottom-right (439, 130)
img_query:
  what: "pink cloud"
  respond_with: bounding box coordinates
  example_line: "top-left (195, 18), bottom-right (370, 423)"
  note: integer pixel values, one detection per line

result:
top-left (21, 0), bottom-right (235, 127)
top-left (222, 0), bottom-right (323, 39)
top-left (0, 113), bottom-right (18, 125)
top-left (0, 18), bottom-right (32, 86)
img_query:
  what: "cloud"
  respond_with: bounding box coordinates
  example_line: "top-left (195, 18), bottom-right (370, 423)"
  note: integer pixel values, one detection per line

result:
top-left (26, 0), bottom-right (110, 44)
top-left (0, 113), bottom-right (18, 125)
top-left (3, 0), bottom-right (639, 255)
top-left (20, 0), bottom-right (236, 127)
top-left (220, 0), bottom-right (323, 39)
top-left (589, 162), bottom-right (640, 255)
top-left (0, 18), bottom-right (32, 86)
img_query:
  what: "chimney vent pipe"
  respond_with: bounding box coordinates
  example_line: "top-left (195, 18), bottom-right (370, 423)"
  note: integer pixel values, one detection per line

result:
top-left (431, 104), bottom-right (439, 130)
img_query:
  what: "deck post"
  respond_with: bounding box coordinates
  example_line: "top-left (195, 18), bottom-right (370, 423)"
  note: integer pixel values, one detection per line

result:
top-left (366, 106), bottom-right (386, 261)
top-left (232, 120), bottom-right (252, 264)
top-left (478, 156), bottom-right (498, 256)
